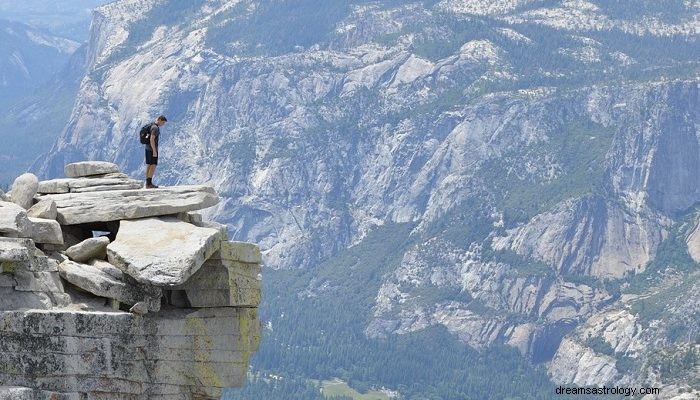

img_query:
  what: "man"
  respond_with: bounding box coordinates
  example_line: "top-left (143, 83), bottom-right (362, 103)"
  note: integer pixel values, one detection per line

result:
top-left (145, 115), bottom-right (167, 189)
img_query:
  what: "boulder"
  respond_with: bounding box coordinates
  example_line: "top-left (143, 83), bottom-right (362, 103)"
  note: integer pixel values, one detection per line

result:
top-left (40, 185), bottom-right (219, 225)
top-left (26, 200), bottom-right (57, 220)
top-left (9, 173), bottom-right (38, 210)
top-left (129, 301), bottom-right (149, 315)
top-left (65, 237), bottom-right (110, 263)
top-left (0, 202), bottom-right (32, 238)
top-left (64, 161), bottom-right (120, 178)
top-left (107, 217), bottom-right (221, 286)
top-left (28, 218), bottom-right (63, 245)
top-left (58, 260), bottom-right (162, 311)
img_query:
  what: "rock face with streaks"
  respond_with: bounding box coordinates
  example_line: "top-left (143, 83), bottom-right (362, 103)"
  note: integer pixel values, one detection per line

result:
top-left (0, 162), bottom-right (262, 399)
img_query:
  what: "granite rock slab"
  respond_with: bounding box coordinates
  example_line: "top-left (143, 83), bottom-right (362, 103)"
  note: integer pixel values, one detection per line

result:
top-left (58, 260), bottom-right (162, 311)
top-left (107, 217), bottom-right (221, 286)
top-left (40, 185), bottom-right (219, 225)
top-left (64, 161), bottom-right (120, 178)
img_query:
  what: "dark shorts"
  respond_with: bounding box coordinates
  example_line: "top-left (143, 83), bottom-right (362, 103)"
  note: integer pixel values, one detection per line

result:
top-left (145, 149), bottom-right (158, 165)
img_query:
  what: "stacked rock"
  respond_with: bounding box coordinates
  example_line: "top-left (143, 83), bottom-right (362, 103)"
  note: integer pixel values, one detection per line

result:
top-left (0, 161), bottom-right (262, 399)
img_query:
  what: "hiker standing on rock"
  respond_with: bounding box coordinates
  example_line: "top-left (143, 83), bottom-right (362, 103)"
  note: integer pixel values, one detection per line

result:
top-left (143, 115), bottom-right (167, 189)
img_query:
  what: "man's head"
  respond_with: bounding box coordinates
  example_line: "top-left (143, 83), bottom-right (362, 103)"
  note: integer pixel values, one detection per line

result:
top-left (156, 115), bottom-right (168, 126)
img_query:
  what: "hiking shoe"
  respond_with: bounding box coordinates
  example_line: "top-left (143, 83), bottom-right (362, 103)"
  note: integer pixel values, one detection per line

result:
top-left (146, 184), bottom-right (159, 189)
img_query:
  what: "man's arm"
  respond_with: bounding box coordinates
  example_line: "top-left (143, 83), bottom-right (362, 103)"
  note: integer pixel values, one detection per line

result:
top-left (150, 126), bottom-right (158, 157)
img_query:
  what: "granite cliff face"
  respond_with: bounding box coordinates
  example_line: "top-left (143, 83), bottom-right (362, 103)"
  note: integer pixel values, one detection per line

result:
top-left (32, 0), bottom-right (699, 396)
top-left (0, 161), bottom-right (261, 399)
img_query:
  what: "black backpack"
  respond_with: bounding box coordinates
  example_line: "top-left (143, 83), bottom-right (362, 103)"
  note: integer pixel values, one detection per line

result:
top-left (139, 123), bottom-right (154, 144)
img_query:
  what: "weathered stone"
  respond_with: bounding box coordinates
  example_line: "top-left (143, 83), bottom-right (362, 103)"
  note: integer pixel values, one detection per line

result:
top-left (38, 177), bottom-right (143, 195)
top-left (37, 179), bottom-right (70, 194)
top-left (65, 237), bottom-right (110, 263)
top-left (176, 211), bottom-right (203, 224)
top-left (58, 260), bottom-right (162, 311)
top-left (215, 241), bottom-right (262, 264)
top-left (88, 259), bottom-right (124, 280)
top-left (0, 274), bottom-right (16, 287)
top-left (26, 200), bottom-right (57, 220)
top-left (71, 182), bottom-right (144, 193)
top-left (0, 202), bottom-right (32, 238)
top-left (174, 260), bottom-right (261, 308)
top-left (28, 218), bottom-right (63, 245)
top-left (0, 162), bottom-right (262, 399)
top-left (0, 287), bottom-right (52, 310)
top-left (64, 161), bottom-right (120, 178)
top-left (107, 217), bottom-right (221, 287)
top-left (129, 302), bottom-right (148, 315)
top-left (195, 220), bottom-right (228, 240)
top-left (9, 173), bottom-right (38, 210)
top-left (0, 307), bottom-right (260, 397)
top-left (14, 270), bottom-right (64, 293)
top-left (0, 386), bottom-right (35, 400)
top-left (40, 185), bottom-right (219, 225)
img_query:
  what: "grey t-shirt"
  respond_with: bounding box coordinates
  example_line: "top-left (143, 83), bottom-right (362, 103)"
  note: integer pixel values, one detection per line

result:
top-left (145, 124), bottom-right (160, 151)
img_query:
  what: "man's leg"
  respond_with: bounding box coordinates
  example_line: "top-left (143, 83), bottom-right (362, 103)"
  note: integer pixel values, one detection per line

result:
top-left (146, 164), bottom-right (159, 188)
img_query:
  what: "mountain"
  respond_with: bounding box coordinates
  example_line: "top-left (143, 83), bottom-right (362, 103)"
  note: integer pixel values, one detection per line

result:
top-left (0, 19), bottom-right (79, 102)
top-left (34, 0), bottom-right (699, 398)
top-left (0, 1), bottom-right (110, 41)
top-left (0, 19), bottom-right (84, 185)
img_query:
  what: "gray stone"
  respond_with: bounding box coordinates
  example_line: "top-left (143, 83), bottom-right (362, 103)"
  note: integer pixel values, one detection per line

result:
top-left (38, 176), bottom-right (144, 195)
top-left (28, 218), bottom-right (63, 245)
top-left (0, 386), bottom-right (34, 400)
top-left (107, 217), bottom-right (221, 286)
top-left (64, 161), bottom-right (120, 178)
top-left (0, 202), bottom-right (32, 238)
top-left (14, 270), bottom-right (64, 293)
top-left (0, 307), bottom-right (260, 397)
top-left (58, 260), bottom-right (162, 311)
top-left (129, 301), bottom-right (148, 315)
top-left (27, 199), bottom-right (57, 220)
top-left (0, 287), bottom-right (52, 310)
top-left (9, 173), bottom-right (38, 210)
top-left (0, 189), bottom-right (7, 202)
top-left (37, 179), bottom-right (70, 194)
top-left (195, 220), bottom-right (229, 240)
top-left (176, 211), bottom-right (203, 224)
top-left (215, 241), bottom-right (262, 264)
top-left (40, 185), bottom-right (219, 225)
top-left (65, 237), bottom-right (110, 263)
top-left (0, 274), bottom-right (16, 287)
top-left (174, 259), bottom-right (261, 308)
top-left (88, 259), bottom-right (124, 280)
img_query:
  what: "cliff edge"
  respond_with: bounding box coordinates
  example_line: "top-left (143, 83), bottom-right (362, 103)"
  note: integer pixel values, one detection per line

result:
top-left (0, 161), bottom-right (262, 399)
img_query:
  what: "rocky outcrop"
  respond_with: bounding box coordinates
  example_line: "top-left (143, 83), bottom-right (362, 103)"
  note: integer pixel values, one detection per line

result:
top-left (39, 185), bottom-right (219, 225)
top-left (0, 162), bottom-right (262, 399)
